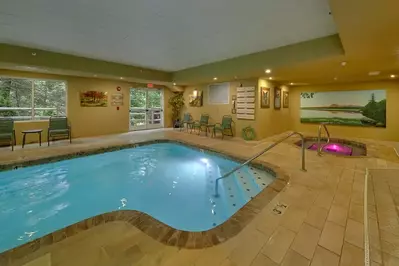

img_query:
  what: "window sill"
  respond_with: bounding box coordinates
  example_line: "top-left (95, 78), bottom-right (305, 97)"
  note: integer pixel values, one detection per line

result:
top-left (15, 120), bottom-right (49, 124)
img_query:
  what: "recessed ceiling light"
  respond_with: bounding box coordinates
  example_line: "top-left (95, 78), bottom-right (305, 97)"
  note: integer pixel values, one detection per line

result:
top-left (369, 71), bottom-right (380, 76)
top-left (234, 76), bottom-right (238, 79)
top-left (173, 82), bottom-right (176, 85)
top-left (290, 82), bottom-right (294, 85)
top-left (265, 69), bottom-right (271, 74)
top-left (120, 77), bottom-right (124, 80)
top-left (93, 74), bottom-right (97, 77)
top-left (269, 77), bottom-right (273, 80)
top-left (334, 77), bottom-right (338, 80)
top-left (341, 61), bottom-right (347, 66)
top-left (213, 77), bottom-right (218, 80)
top-left (390, 74), bottom-right (396, 78)
top-left (31, 52), bottom-right (36, 56)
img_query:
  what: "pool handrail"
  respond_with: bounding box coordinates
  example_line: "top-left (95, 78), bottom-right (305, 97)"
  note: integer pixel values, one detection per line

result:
top-left (214, 131), bottom-right (306, 197)
top-left (317, 123), bottom-right (331, 156)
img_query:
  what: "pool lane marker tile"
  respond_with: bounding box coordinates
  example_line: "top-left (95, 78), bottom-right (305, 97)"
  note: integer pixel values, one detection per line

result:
top-left (272, 202), bottom-right (288, 216)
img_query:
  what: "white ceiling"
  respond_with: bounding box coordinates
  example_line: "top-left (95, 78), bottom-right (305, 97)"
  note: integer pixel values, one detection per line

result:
top-left (0, 0), bottom-right (336, 71)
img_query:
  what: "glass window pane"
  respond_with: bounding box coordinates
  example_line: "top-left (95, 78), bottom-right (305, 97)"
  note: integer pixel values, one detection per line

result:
top-left (147, 90), bottom-right (162, 108)
top-left (0, 77), bottom-right (32, 120)
top-left (33, 80), bottom-right (66, 120)
top-left (130, 89), bottom-right (146, 108)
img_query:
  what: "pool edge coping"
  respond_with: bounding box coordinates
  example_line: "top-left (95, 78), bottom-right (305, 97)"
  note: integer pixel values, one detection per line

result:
top-left (0, 139), bottom-right (289, 264)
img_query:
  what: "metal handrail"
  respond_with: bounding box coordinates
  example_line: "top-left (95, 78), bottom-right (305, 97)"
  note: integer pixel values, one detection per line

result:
top-left (214, 131), bottom-right (306, 197)
top-left (317, 123), bottom-right (331, 156)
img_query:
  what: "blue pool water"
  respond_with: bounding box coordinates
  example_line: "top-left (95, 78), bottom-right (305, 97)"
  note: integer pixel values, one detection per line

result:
top-left (0, 143), bottom-right (274, 252)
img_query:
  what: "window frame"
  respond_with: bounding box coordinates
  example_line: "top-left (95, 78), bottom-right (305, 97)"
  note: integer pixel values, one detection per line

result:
top-left (0, 75), bottom-right (68, 121)
top-left (208, 82), bottom-right (230, 105)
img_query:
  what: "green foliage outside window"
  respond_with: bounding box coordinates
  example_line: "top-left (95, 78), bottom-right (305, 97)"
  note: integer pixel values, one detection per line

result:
top-left (0, 77), bottom-right (66, 120)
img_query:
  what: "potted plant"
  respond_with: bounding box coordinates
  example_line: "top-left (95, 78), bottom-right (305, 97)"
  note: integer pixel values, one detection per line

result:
top-left (168, 92), bottom-right (185, 128)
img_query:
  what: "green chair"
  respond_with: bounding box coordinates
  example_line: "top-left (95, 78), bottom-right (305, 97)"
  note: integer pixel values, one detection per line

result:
top-left (214, 115), bottom-right (234, 139)
top-left (48, 117), bottom-right (71, 146)
top-left (191, 114), bottom-right (210, 135)
top-left (0, 119), bottom-right (16, 151)
top-left (180, 113), bottom-right (193, 132)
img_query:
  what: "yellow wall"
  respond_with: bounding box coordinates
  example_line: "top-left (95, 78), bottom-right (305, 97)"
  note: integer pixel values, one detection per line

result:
top-left (0, 70), bottom-right (173, 145)
top-left (289, 81), bottom-right (399, 141)
top-left (182, 79), bottom-right (290, 140)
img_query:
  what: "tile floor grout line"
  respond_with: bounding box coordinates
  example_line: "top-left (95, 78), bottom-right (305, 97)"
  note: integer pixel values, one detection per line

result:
top-left (363, 168), bottom-right (370, 266)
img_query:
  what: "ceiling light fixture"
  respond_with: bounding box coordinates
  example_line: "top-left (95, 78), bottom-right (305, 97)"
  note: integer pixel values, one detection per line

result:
top-left (368, 71), bottom-right (380, 76)
top-left (334, 77), bottom-right (338, 81)
top-left (341, 61), bottom-right (347, 66)
top-left (173, 82), bottom-right (176, 85)
top-left (290, 82), bottom-right (294, 85)
top-left (391, 74), bottom-right (396, 78)
top-left (31, 52), bottom-right (36, 56)
top-left (265, 69), bottom-right (271, 74)
top-left (93, 74), bottom-right (97, 77)
top-left (120, 77), bottom-right (124, 80)
top-left (269, 77), bottom-right (273, 80)
top-left (213, 77), bottom-right (218, 81)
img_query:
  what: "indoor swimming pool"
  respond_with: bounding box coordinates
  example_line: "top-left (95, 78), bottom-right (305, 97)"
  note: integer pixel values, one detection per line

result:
top-left (0, 142), bottom-right (275, 252)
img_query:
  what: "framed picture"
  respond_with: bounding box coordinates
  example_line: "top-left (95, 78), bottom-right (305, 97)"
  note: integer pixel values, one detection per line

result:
top-left (260, 87), bottom-right (270, 108)
top-left (80, 91), bottom-right (108, 107)
top-left (283, 91), bottom-right (289, 108)
top-left (300, 90), bottom-right (386, 127)
top-left (274, 87), bottom-right (281, 109)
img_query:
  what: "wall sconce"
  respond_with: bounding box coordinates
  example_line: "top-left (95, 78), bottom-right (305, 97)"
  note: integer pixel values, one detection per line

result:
top-left (193, 89), bottom-right (198, 97)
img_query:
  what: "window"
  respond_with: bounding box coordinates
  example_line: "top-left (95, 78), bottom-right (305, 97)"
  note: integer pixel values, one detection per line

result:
top-left (208, 83), bottom-right (230, 104)
top-left (0, 77), bottom-right (66, 120)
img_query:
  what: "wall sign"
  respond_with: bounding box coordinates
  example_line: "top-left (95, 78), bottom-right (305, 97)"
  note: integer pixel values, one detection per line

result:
top-left (111, 93), bottom-right (124, 106)
top-left (274, 87), bottom-right (281, 110)
top-left (236, 86), bottom-right (255, 120)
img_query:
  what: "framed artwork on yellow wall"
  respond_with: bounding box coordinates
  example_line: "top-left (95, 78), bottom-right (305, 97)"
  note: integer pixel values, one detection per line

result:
top-left (80, 91), bottom-right (108, 107)
top-left (283, 91), bottom-right (289, 108)
top-left (274, 87), bottom-right (281, 109)
top-left (260, 87), bottom-right (270, 108)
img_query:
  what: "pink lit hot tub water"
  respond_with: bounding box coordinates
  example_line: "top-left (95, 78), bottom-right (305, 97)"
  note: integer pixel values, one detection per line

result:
top-left (308, 143), bottom-right (353, 156)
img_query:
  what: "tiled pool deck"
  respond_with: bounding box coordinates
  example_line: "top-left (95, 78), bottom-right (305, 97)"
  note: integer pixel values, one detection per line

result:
top-left (1, 129), bottom-right (399, 266)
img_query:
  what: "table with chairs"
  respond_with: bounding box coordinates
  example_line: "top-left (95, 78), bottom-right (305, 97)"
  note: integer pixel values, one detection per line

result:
top-left (0, 116), bottom-right (72, 151)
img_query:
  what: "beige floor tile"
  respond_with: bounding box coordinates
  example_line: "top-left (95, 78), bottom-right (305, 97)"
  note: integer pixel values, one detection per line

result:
top-left (281, 249), bottom-right (310, 266)
top-left (160, 249), bottom-right (202, 266)
top-left (371, 262), bottom-right (382, 266)
top-left (261, 226), bottom-right (296, 264)
top-left (310, 246), bottom-right (339, 266)
top-left (291, 223), bottom-right (321, 259)
top-left (250, 253), bottom-right (278, 266)
top-left (339, 242), bottom-right (364, 266)
top-left (380, 229), bottom-right (399, 258)
top-left (315, 192), bottom-right (335, 210)
top-left (348, 202), bottom-right (363, 224)
top-left (220, 258), bottom-right (238, 266)
top-left (194, 238), bottom-right (239, 266)
top-left (327, 205), bottom-right (348, 227)
top-left (228, 229), bottom-right (269, 266)
top-left (319, 221), bottom-right (345, 255)
top-left (280, 207), bottom-right (308, 232)
top-left (344, 219), bottom-right (364, 249)
top-left (22, 254), bottom-right (51, 266)
top-left (305, 206), bottom-right (329, 230)
top-left (255, 211), bottom-right (282, 238)
top-left (333, 193), bottom-right (351, 209)
top-left (382, 252), bottom-right (399, 266)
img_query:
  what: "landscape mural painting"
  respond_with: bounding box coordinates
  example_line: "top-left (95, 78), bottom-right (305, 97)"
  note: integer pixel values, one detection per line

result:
top-left (300, 90), bottom-right (386, 127)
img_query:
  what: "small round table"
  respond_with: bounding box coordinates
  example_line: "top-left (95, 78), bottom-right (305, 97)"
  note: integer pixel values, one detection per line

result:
top-left (22, 129), bottom-right (43, 148)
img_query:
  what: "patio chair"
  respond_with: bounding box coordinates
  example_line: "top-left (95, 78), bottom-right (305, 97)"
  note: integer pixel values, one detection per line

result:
top-left (48, 117), bottom-right (71, 146)
top-left (214, 115), bottom-right (234, 139)
top-left (0, 119), bottom-right (16, 151)
top-left (177, 113), bottom-right (193, 132)
top-left (191, 114), bottom-right (209, 135)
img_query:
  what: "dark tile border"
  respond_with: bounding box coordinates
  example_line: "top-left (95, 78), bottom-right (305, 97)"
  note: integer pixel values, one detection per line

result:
top-left (0, 139), bottom-right (289, 264)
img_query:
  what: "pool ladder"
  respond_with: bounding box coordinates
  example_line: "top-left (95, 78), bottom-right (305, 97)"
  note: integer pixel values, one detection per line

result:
top-left (214, 131), bottom-right (307, 197)
top-left (317, 123), bottom-right (331, 156)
